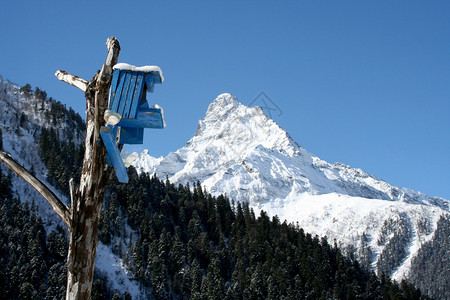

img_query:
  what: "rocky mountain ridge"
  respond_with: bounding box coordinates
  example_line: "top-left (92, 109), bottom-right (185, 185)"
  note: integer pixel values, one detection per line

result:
top-left (134, 93), bottom-right (449, 286)
top-left (136, 93), bottom-right (447, 208)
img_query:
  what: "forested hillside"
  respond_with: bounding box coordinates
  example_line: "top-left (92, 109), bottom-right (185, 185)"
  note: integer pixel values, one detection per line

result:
top-left (0, 164), bottom-right (429, 299)
top-left (102, 170), bottom-right (430, 299)
top-left (408, 216), bottom-right (450, 299)
top-left (0, 167), bottom-right (129, 299)
top-left (0, 77), bottom-right (440, 299)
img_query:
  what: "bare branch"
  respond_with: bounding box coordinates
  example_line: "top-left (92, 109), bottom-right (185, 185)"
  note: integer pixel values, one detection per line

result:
top-left (98, 37), bottom-right (121, 85)
top-left (69, 178), bottom-right (75, 211)
top-left (55, 70), bottom-right (89, 92)
top-left (0, 151), bottom-right (71, 227)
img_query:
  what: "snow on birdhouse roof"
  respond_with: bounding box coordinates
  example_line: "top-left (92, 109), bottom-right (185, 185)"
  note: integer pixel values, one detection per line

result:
top-left (113, 63), bottom-right (164, 82)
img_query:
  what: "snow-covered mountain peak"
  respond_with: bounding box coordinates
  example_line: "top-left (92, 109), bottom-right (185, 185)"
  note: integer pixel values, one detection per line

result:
top-left (205, 92), bottom-right (240, 115)
top-left (194, 93), bottom-right (301, 158)
top-left (134, 92), bottom-right (449, 285)
top-left (136, 93), bottom-right (448, 209)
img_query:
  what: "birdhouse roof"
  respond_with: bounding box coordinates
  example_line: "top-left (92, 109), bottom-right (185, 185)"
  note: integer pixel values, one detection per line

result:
top-left (113, 63), bottom-right (164, 82)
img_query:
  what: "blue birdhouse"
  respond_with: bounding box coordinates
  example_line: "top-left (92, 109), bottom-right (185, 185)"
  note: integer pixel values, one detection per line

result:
top-left (100, 63), bottom-right (165, 183)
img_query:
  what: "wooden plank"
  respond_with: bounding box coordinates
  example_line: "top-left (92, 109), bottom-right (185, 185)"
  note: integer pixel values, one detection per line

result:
top-left (146, 75), bottom-right (155, 93)
top-left (99, 126), bottom-right (129, 183)
top-left (108, 69), bottom-right (121, 109)
top-left (118, 107), bottom-right (164, 129)
top-left (122, 73), bottom-right (138, 118)
top-left (138, 97), bottom-right (150, 109)
top-left (111, 70), bottom-right (126, 113)
top-left (128, 72), bottom-right (145, 119)
top-left (153, 72), bottom-right (163, 84)
top-left (119, 127), bottom-right (144, 144)
top-left (117, 71), bottom-right (132, 116)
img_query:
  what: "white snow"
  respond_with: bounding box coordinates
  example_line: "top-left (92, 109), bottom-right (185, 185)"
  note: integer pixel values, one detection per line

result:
top-left (113, 63), bottom-right (164, 82)
top-left (135, 93), bottom-right (448, 208)
top-left (257, 191), bottom-right (445, 281)
top-left (133, 92), bottom-right (449, 281)
top-left (95, 243), bottom-right (140, 297)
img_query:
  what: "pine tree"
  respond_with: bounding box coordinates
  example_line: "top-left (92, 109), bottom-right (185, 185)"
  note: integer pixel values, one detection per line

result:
top-left (171, 231), bottom-right (186, 273)
top-left (205, 257), bottom-right (224, 299)
top-left (19, 83), bottom-right (32, 97)
top-left (34, 87), bottom-right (47, 101)
top-left (190, 259), bottom-right (202, 300)
top-left (245, 264), bottom-right (265, 299)
top-left (0, 168), bottom-right (13, 200)
top-left (19, 282), bottom-right (38, 300)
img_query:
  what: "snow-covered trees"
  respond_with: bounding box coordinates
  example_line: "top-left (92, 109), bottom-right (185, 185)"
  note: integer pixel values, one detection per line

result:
top-left (0, 194), bottom-right (67, 299)
top-left (409, 215), bottom-right (450, 299)
top-left (100, 175), bottom-right (429, 299)
top-left (377, 213), bottom-right (413, 277)
top-left (19, 83), bottom-right (32, 97)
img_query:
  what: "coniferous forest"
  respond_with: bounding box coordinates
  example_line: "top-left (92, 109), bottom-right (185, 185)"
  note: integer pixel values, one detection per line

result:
top-left (0, 165), bottom-right (430, 299)
top-left (0, 82), bottom-right (437, 299)
top-left (103, 170), bottom-right (429, 299)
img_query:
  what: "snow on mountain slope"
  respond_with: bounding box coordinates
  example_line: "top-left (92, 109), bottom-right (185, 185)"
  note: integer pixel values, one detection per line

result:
top-left (134, 92), bottom-right (449, 281)
top-left (0, 76), bottom-right (65, 225)
top-left (0, 76), bottom-right (141, 298)
top-left (259, 192), bottom-right (444, 281)
top-left (135, 93), bottom-right (448, 209)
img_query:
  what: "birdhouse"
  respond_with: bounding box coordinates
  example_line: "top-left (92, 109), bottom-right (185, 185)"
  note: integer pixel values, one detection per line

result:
top-left (100, 63), bottom-right (165, 183)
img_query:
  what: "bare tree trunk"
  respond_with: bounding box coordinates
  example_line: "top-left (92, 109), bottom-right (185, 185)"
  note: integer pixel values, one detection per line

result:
top-left (1, 37), bottom-right (121, 300)
top-left (65, 37), bottom-right (120, 300)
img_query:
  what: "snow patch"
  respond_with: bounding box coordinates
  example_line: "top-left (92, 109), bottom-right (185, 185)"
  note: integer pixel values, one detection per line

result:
top-left (113, 63), bottom-right (164, 82)
top-left (96, 243), bottom-right (140, 297)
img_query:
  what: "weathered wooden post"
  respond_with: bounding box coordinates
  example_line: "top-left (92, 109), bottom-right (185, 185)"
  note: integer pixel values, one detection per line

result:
top-left (61, 39), bottom-right (165, 298)
top-left (60, 37), bottom-right (121, 300)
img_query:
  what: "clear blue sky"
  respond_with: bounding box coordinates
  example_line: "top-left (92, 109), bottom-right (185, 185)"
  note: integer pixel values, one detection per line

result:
top-left (1, 1), bottom-right (449, 199)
